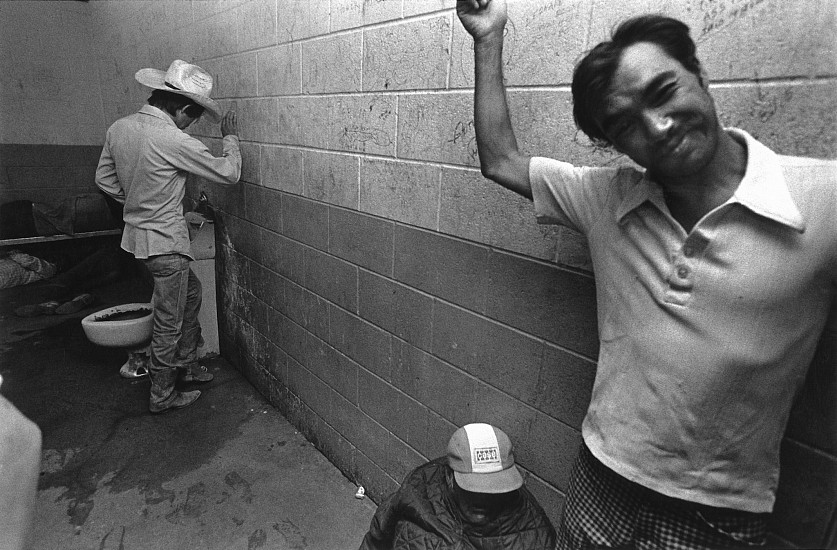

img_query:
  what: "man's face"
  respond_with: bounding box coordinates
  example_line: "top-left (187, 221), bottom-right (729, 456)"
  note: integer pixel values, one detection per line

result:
top-left (453, 484), bottom-right (518, 526)
top-left (597, 42), bottom-right (721, 179)
top-left (173, 108), bottom-right (201, 130)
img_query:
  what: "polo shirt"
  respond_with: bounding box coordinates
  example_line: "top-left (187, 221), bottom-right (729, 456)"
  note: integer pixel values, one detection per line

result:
top-left (529, 129), bottom-right (837, 512)
top-left (96, 105), bottom-right (241, 260)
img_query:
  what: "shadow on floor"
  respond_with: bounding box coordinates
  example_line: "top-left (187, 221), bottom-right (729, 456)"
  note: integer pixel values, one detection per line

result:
top-left (0, 274), bottom-right (375, 550)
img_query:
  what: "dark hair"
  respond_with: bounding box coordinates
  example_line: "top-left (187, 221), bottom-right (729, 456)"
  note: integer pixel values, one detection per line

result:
top-left (148, 89), bottom-right (205, 119)
top-left (572, 15), bottom-right (702, 147)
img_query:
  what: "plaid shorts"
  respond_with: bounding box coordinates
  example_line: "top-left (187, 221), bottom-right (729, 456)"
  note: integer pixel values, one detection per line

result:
top-left (556, 444), bottom-right (768, 549)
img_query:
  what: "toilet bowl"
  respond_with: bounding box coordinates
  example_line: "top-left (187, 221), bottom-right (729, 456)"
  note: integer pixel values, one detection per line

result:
top-left (81, 303), bottom-right (153, 348)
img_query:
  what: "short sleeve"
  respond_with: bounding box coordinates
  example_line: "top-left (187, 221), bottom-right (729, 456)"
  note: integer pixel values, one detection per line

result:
top-left (529, 157), bottom-right (625, 235)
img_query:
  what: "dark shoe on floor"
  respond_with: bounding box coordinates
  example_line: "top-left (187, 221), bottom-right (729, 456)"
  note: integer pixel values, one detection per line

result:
top-left (181, 365), bottom-right (214, 383)
top-left (149, 390), bottom-right (201, 413)
top-left (55, 293), bottom-right (96, 315)
top-left (14, 301), bottom-right (60, 318)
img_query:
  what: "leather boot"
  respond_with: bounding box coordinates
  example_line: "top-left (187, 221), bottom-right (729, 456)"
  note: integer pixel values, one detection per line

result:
top-left (149, 366), bottom-right (201, 413)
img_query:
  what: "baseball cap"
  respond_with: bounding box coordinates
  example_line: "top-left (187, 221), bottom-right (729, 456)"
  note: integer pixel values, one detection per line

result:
top-left (447, 423), bottom-right (523, 494)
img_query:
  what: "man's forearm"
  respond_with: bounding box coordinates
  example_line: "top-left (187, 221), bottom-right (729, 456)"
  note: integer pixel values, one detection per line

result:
top-left (472, 33), bottom-right (532, 198)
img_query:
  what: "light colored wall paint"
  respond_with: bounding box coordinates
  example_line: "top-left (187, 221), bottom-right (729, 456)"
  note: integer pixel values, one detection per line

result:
top-left (0, 1), bottom-right (106, 145)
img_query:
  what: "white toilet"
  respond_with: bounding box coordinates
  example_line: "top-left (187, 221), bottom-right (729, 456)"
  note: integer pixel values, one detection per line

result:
top-left (81, 303), bottom-right (153, 348)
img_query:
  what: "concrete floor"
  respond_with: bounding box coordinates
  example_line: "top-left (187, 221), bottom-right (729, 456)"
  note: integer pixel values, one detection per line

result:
top-left (0, 273), bottom-right (376, 550)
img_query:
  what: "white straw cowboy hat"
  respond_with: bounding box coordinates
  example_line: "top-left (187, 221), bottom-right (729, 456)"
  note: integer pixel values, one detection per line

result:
top-left (135, 60), bottom-right (222, 122)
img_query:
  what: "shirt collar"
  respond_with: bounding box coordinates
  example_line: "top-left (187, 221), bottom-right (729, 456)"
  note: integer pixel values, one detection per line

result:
top-left (616, 128), bottom-right (805, 232)
top-left (138, 104), bottom-right (178, 128)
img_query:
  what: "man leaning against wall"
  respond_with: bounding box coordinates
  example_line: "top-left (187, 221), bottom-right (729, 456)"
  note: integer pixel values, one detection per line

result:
top-left (96, 60), bottom-right (241, 414)
top-left (456, 0), bottom-right (837, 548)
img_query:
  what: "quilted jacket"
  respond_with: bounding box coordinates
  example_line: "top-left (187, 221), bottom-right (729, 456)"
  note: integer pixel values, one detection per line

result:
top-left (359, 458), bottom-right (556, 550)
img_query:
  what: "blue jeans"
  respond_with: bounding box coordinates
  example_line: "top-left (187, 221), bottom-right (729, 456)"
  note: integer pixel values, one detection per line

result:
top-left (143, 254), bottom-right (202, 405)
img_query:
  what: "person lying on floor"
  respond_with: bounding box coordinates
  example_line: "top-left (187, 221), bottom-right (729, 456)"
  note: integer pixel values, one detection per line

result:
top-left (13, 243), bottom-right (139, 317)
top-left (359, 423), bottom-right (556, 550)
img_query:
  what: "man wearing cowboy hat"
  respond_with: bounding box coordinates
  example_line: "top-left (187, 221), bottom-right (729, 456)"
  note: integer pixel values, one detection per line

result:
top-left (96, 60), bottom-right (241, 413)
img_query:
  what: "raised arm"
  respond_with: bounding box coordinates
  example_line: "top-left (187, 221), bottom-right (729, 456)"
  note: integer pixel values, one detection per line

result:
top-left (457, 0), bottom-right (532, 199)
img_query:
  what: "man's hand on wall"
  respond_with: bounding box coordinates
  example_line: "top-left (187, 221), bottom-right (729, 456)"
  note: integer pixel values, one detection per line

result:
top-left (221, 111), bottom-right (238, 138)
top-left (456, 0), bottom-right (507, 41)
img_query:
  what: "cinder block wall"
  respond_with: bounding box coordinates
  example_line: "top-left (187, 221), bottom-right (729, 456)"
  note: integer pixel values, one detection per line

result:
top-left (84, 1), bottom-right (835, 547)
top-left (0, 1), bottom-right (108, 206)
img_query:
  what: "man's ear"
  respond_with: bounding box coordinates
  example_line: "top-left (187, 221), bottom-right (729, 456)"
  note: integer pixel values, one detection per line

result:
top-left (698, 65), bottom-right (709, 90)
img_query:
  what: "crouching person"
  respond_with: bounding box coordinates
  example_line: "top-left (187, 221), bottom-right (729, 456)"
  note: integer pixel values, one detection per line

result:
top-left (359, 423), bottom-right (556, 549)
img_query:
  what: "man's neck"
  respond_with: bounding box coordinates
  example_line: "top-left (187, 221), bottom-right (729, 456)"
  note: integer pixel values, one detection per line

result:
top-left (656, 130), bottom-right (748, 232)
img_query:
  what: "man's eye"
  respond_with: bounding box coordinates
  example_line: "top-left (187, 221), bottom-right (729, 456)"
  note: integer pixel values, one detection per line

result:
top-left (653, 84), bottom-right (677, 105)
top-left (612, 119), bottom-right (634, 136)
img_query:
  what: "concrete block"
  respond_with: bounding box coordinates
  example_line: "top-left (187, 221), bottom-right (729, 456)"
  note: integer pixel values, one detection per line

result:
top-left (300, 331), bottom-right (331, 383)
top-left (397, 92), bottom-right (477, 166)
top-left (524, 474), bottom-right (565, 533)
top-left (421, 410), bottom-right (457, 460)
top-left (226, 216), bottom-right (262, 264)
top-left (257, 263), bottom-right (286, 313)
top-left (329, 207), bottom-right (395, 277)
top-left (234, 0), bottom-right (276, 51)
top-left (303, 151), bottom-right (360, 209)
top-left (296, 96), bottom-right (331, 149)
top-left (353, 451), bottom-right (401, 504)
top-left (276, 0), bottom-right (330, 42)
top-left (272, 311), bottom-right (309, 370)
top-left (351, 410), bottom-right (420, 482)
top-left (258, 44), bottom-right (301, 96)
top-left (432, 300), bottom-right (543, 406)
top-left (714, 82), bottom-right (837, 160)
top-left (275, 97), bottom-right (304, 147)
top-left (329, 0), bottom-right (364, 32)
top-left (404, 0), bottom-right (456, 17)
top-left (439, 167), bottom-right (561, 261)
top-left (535, 344), bottom-right (596, 430)
top-left (238, 98), bottom-right (279, 143)
top-left (358, 368), bottom-right (431, 454)
top-left (207, 52), bottom-right (258, 98)
top-left (329, 305), bottom-right (394, 381)
top-left (302, 34), bottom-right (363, 94)
top-left (393, 225), bottom-right (490, 314)
top-left (517, 411), bottom-right (582, 491)
top-left (281, 194), bottom-right (329, 251)
top-left (266, 342), bottom-right (290, 385)
top-left (363, 15), bottom-right (452, 92)
top-left (358, 270), bottom-right (434, 351)
top-left (450, 0), bottom-right (587, 88)
top-left (239, 141), bottom-right (260, 185)
top-left (362, 0), bottom-right (403, 25)
top-left (244, 184), bottom-right (282, 233)
top-left (485, 250), bottom-right (598, 359)
top-left (196, 13), bottom-right (237, 60)
top-left (391, 339), bottom-right (477, 428)
top-left (772, 439), bottom-right (837, 547)
top-left (5, 167), bottom-right (64, 189)
top-left (329, 95), bottom-right (397, 156)
top-left (261, 232), bottom-right (305, 285)
top-left (304, 248), bottom-right (359, 312)
top-left (284, 280), bottom-right (331, 342)
top-left (328, 390), bottom-right (364, 442)
top-left (359, 158), bottom-right (440, 231)
top-left (323, 345), bottom-right (360, 404)
top-left (260, 145), bottom-right (304, 194)
top-left (471, 382), bottom-right (532, 452)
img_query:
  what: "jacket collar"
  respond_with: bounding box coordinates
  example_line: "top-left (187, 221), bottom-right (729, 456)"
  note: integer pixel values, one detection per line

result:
top-left (138, 104), bottom-right (178, 129)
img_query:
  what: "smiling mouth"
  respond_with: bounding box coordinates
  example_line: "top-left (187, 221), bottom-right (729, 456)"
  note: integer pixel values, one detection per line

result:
top-left (660, 132), bottom-right (688, 157)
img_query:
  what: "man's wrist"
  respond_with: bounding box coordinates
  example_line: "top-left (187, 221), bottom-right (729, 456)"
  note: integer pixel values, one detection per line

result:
top-left (472, 29), bottom-right (505, 49)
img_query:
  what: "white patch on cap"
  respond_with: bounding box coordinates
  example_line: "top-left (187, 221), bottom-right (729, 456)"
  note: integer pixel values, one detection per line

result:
top-left (463, 423), bottom-right (502, 473)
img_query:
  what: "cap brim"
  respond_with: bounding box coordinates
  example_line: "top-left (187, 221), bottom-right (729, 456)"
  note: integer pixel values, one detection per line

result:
top-left (454, 465), bottom-right (523, 494)
top-left (134, 68), bottom-right (222, 122)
